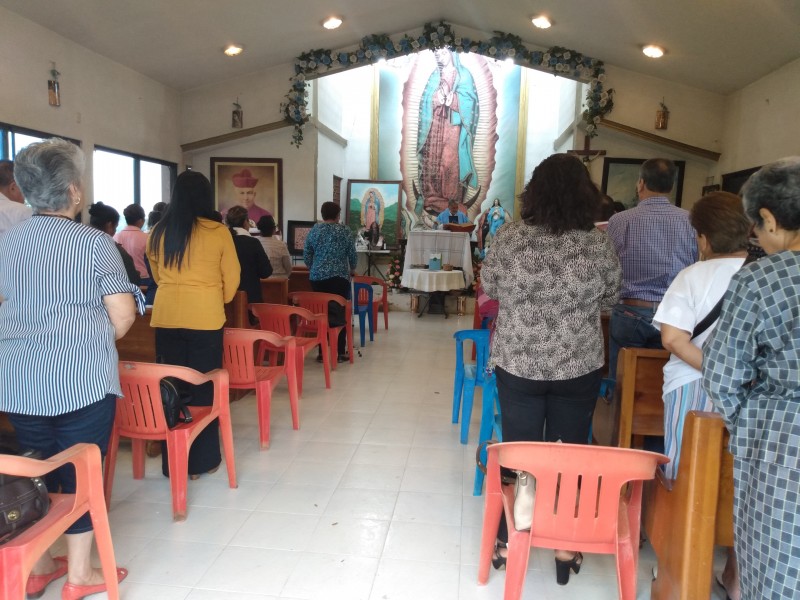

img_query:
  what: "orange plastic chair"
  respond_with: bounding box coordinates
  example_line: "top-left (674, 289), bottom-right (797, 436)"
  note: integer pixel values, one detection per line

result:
top-left (352, 275), bottom-right (389, 331)
top-left (478, 442), bottom-right (668, 600)
top-left (250, 302), bottom-right (331, 393)
top-left (289, 291), bottom-right (354, 368)
top-left (0, 444), bottom-right (121, 600)
top-left (104, 362), bottom-right (237, 521)
top-left (222, 327), bottom-right (299, 449)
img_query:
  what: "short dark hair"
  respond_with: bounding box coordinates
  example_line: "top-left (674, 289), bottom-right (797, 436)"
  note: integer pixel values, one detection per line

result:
top-left (225, 205), bottom-right (249, 228)
top-left (123, 203), bottom-right (145, 225)
top-left (0, 160), bottom-right (14, 187)
top-left (88, 201), bottom-right (120, 230)
top-left (520, 153), bottom-right (600, 233)
top-left (690, 192), bottom-right (750, 254)
top-left (640, 158), bottom-right (676, 194)
top-left (321, 201), bottom-right (340, 221)
top-left (257, 215), bottom-right (277, 236)
top-left (597, 194), bottom-right (616, 221)
top-left (742, 157), bottom-right (800, 231)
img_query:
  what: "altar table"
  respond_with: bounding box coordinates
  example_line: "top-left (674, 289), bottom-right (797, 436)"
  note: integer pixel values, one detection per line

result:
top-left (402, 231), bottom-right (473, 289)
top-left (401, 268), bottom-right (466, 318)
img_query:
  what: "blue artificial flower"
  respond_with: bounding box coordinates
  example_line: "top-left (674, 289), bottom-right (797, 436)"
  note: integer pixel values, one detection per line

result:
top-left (338, 52), bottom-right (349, 64)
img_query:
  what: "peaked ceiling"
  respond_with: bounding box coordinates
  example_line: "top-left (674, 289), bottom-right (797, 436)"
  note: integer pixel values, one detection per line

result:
top-left (2, 0), bottom-right (799, 95)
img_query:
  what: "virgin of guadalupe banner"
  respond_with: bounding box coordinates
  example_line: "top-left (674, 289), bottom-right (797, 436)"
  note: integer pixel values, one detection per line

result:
top-left (378, 49), bottom-right (521, 234)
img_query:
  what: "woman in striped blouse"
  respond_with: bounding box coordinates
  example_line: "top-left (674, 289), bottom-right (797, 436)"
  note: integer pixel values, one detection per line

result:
top-left (0, 139), bottom-right (142, 598)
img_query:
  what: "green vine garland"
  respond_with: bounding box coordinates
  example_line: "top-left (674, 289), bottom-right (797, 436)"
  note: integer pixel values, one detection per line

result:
top-left (281, 21), bottom-right (614, 146)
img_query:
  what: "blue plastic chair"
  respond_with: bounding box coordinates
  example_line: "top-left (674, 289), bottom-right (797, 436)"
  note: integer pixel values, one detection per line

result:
top-left (353, 282), bottom-right (374, 347)
top-left (473, 372), bottom-right (502, 495)
top-left (452, 329), bottom-right (491, 444)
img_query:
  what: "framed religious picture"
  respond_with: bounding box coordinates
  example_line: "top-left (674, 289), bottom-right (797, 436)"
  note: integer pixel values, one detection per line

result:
top-left (210, 157), bottom-right (283, 227)
top-left (601, 158), bottom-right (685, 208)
top-left (345, 179), bottom-right (402, 249)
top-left (722, 166), bottom-right (761, 195)
top-left (286, 220), bottom-right (316, 257)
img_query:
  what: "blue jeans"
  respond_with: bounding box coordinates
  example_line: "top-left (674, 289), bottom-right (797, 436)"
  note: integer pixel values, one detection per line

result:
top-left (8, 394), bottom-right (117, 534)
top-left (608, 303), bottom-right (663, 384)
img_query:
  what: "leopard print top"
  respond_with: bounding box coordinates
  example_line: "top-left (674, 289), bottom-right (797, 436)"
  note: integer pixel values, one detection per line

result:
top-left (481, 221), bottom-right (621, 381)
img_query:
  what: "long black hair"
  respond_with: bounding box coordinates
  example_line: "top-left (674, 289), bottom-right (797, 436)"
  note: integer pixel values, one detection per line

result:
top-left (148, 170), bottom-right (216, 269)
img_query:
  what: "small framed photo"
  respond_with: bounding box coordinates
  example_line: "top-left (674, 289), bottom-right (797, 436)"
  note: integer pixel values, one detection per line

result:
top-left (701, 184), bottom-right (721, 196)
top-left (210, 157), bottom-right (283, 227)
top-left (601, 158), bottom-right (686, 208)
top-left (286, 220), bottom-right (316, 257)
top-left (345, 179), bottom-right (402, 249)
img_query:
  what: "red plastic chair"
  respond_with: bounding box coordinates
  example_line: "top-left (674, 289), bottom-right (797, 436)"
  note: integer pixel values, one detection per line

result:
top-left (0, 444), bottom-right (121, 600)
top-left (289, 291), bottom-right (354, 368)
top-left (222, 327), bottom-right (299, 449)
top-left (250, 302), bottom-right (331, 393)
top-left (478, 442), bottom-right (668, 600)
top-left (352, 275), bottom-right (389, 331)
top-left (104, 362), bottom-right (237, 521)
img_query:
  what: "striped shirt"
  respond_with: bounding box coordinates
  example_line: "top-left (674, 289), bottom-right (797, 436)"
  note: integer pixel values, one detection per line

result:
top-left (0, 215), bottom-right (145, 416)
top-left (303, 222), bottom-right (357, 281)
top-left (606, 196), bottom-right (697, 301)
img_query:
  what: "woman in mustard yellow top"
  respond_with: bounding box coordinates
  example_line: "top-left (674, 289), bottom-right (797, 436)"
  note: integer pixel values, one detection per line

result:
top-left (147, 171), bottom-right (240, 478)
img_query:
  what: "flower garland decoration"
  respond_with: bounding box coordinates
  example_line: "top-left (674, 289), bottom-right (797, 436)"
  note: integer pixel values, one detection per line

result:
top-left (386, 254), bottom-right (404, 289)
top-left (281, 21), bottom-right (614, 146)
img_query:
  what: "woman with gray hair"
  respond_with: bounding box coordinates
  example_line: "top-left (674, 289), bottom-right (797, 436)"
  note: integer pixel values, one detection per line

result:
top-left (703, 157), bottom-right (800, 600)
top-left (0, 138), bottom-right (142, 599)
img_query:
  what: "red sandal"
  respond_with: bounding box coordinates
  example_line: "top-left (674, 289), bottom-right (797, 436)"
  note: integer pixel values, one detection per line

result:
top-left (26, 555), bottom-right (68, 599)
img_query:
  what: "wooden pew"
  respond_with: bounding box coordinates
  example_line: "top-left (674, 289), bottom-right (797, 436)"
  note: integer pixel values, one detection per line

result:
top-left (261, 277), bottom-right (289, 305)
top-left (116, 290), bottom-right (249, 361)
top-left (593, 347), bottom-right (669, 448)
top-left (644, 410), bottom-right (734, 600)
top-left (288, 267), bottom-right (312, 294)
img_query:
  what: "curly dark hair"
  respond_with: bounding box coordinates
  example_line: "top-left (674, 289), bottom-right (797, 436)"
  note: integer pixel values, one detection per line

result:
top-left (520, 153), bottom-right (600, 233)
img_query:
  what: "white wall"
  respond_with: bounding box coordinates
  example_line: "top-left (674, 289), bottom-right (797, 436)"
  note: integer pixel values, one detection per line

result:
top-left (719, 57), bottom-right (800, 174)
top-left (183, 129), bottom-right (316, 233)
top-left (0, 6), bottom-right (182, 204)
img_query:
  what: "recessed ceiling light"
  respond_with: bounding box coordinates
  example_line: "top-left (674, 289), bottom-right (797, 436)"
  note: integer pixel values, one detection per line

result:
top-left (643, 45), bottom-right (665, 58)
top-left (224, 44), bottom-right (244, 57)
top-left (531, 16), bottom-right (552, 29)
top-left (323, 16), bottom-right (343, 30)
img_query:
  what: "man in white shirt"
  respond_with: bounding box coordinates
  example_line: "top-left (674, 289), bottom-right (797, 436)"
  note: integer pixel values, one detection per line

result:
top-left (0, 159), bottom-right (32, 235)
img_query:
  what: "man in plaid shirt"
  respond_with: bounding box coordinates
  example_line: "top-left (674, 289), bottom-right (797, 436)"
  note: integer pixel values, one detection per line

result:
top-left (606, 158), bottom-right (698, 387)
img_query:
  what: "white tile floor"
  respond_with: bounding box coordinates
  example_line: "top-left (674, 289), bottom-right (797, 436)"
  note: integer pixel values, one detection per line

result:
top-left (38, 304), bottom-right (729, 599)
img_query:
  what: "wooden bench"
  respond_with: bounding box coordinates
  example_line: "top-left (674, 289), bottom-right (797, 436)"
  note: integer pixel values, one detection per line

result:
top-left (288, 267), bottom-right (312, 293)
top-left (116, 291), bottom-right (249, 362)
top-left (594, 347), bottom-right (670, 448)
top-left (644, 410), bottom-right (734, 600)
top-left (261, 277), bottom-right (289, 305)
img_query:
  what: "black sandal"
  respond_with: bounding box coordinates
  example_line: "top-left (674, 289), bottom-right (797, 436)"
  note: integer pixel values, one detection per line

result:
top-left (492, 541), bottom-right (507, 570)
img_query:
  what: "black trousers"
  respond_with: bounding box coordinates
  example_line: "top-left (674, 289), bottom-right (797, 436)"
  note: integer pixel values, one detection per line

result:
top-left (155, 327), bottom-right (223, 476)
top-left (494, 366), bottom-right (602, 543)
top-left (310, 277), bottom-right (351, 356)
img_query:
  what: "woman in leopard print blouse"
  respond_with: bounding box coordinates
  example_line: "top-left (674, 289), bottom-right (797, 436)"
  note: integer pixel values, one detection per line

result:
top-left (481, 153), bottom-right (621, 583)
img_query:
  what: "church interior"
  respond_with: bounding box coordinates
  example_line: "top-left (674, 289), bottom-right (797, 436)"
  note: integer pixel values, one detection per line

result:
top-left (1, 0), bottom-right (799, 598)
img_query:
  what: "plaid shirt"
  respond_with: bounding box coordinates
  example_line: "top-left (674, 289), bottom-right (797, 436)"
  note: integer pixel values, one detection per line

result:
top-left (606, 196), bottom-right (697, 301)
top-left (703, 251), bottom-right (800, 470)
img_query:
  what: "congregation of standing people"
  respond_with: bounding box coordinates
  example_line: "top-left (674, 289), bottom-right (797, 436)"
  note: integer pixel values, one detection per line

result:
top-left (1, 136), bottom-right (798, 599)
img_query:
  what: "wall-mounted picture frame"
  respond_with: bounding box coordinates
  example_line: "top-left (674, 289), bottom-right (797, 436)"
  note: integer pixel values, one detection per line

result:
top-left (601, 158), bottom-right (686, 208)
top-left (345, 179), bottom-right (402, 249)
top-left (701, 184), bottom-right (721, 196)
top-left (286, 220), bottom-right (316, 257)
top-left (722, 166), bottom-right (761, 195)
top-left (210, 157), bottom-right (283, 227)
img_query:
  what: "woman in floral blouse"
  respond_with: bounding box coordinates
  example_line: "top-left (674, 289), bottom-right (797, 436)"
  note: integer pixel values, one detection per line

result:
top-left (303, 201), bottom-right (357, 362)
top-left (481, 153), bottom-right (621, 584)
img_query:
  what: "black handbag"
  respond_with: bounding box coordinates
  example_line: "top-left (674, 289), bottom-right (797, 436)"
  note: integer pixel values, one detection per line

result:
top-left (0, 437), bottom-right (51, 544)
top-left (160, 377), bottom-right (193, 429)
